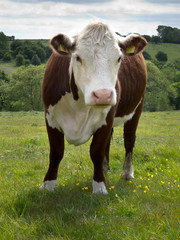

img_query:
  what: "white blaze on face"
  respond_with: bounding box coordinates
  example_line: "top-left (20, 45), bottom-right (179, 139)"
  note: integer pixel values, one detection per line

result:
top-left (69, 23), bottom-right (122, 106)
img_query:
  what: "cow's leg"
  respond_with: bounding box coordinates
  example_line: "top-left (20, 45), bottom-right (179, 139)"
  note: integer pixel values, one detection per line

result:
top-left (90, 112), bottom-right (114, 194)
top-left (103, 128), bottom-right (113, 173)
top-left (40, 121), bottom-right (64, 191)
top-left (122, 101), bottom-right (144, 180)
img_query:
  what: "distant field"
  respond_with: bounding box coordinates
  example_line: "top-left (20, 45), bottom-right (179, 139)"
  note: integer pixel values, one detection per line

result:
top-left (0, 62), bottom-right (17, 75)
top-left (145, 43), bottom-right (180, 62)
top-left (0, 111), bottom-right (179, 239)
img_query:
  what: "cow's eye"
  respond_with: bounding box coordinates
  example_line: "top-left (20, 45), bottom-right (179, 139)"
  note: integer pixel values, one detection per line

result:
top-left (76, 55), bottom-right (82, 63)
top-left (117, 57), bottom-right (121, 63)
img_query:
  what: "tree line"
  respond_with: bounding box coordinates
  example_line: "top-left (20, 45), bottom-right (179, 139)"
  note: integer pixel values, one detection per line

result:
top-left (142, 25), bottom-right (180, 44)
top-left (0, 32), bottom-right (52, 66)
top-left (0, 60), bottom-right (179, 112)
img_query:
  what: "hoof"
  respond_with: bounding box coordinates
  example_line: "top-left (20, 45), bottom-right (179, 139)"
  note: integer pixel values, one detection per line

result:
top-left (93, 180), bottom-right (108, 195)
top-left (122, 153), bottom-right (134, 180)
top-left (39, 180), bottom-right (57, 191)
top-left (121, 171), bottom-right (134, 180)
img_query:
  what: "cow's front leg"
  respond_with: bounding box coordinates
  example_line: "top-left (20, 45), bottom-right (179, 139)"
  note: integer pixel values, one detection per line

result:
top-left (122, 100), bottom-right (144, 179)
top-left (90, 115), bottom-right (113, 194)
top-left (40, 121), bottom-right (64, 191)
top-left (103, 128), bottom-right (113, 173)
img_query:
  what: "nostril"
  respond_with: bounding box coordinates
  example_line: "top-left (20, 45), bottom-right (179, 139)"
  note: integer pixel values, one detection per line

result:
top-left (92, 91), bottom-right (99, 100)
top-left (108, 91), bottom-right (113, 100)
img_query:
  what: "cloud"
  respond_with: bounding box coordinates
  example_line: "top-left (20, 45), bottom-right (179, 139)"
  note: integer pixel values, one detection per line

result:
top-left (0, 0), bottom-right (179, 39)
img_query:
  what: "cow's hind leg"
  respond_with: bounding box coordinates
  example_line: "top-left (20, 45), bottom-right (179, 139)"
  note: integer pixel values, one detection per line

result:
top-left (122, 101), bottom-right (144, 180)
top-left (40, 121), bottom-right (64, 191)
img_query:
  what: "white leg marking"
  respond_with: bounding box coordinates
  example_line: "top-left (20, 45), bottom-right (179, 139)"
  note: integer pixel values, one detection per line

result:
top-left (121, 153), bottom-right (134, 180)
top-left (39, 180), bottom-right (57, 191)
top-left (93, 180), bottom-right (108, 195)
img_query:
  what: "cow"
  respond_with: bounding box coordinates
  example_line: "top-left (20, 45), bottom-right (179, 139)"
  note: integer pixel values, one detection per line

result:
top-left (40, 22), bottom-right (147, 194)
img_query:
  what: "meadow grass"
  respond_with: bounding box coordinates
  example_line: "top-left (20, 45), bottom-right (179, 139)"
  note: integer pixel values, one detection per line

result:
top-left (0, 111), bottom-right (179, 240)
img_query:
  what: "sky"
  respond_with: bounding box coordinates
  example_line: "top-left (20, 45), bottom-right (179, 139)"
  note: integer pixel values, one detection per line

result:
top-left (0, 0), bottom-right (179, 39)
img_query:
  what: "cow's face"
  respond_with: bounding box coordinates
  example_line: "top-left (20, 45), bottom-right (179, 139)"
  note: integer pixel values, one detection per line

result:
top-left (50, 22), bottom-right (147, 107)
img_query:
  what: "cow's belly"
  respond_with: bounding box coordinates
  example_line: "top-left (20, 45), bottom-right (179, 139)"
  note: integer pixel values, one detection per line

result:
top-left (46, 93), bottom-right (111, 146)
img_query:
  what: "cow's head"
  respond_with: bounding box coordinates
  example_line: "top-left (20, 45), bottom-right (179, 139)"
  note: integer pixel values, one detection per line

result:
top-left (50, 22), bottom-right (147, 107)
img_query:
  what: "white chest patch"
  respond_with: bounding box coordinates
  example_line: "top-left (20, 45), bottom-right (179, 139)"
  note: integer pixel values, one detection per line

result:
top-left (113, 98), bottom-right (142, 127)
top-left (113, 113), bottom-right (135, 127)
top-left (46, 93), bottom-right (111, 146)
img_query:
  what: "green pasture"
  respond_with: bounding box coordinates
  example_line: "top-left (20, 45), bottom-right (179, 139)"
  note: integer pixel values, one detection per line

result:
top-left (0, 111), bottom-right (179, 239)
top-left (145, 43), bottom-right (180, 62)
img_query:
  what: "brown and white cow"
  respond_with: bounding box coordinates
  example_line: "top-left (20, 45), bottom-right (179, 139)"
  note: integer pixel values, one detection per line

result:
top-left (40, 22), bottom-right (147, 194)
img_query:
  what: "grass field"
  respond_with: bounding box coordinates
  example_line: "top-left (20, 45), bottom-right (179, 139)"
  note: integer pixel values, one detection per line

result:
top-left (0, 62), bottom-right (17, 75)
top-left (145, 43), bottom-right (180, 62)
top-left (0, 111), bottom-right (179, 240)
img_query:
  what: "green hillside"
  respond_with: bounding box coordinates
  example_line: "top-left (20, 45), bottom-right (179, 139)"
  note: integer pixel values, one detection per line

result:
top-left (145, 43), bottom-right (180, 62)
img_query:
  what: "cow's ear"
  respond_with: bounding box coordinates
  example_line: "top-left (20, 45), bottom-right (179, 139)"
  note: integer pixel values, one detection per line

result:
top-left (50, 34), bottom-right (76, 55)
top-left (119, 34), bottom-right (147, 56)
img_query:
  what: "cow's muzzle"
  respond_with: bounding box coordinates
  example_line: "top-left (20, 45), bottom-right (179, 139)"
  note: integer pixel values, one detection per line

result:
top-left (91, 89), bottom-right (114, 106)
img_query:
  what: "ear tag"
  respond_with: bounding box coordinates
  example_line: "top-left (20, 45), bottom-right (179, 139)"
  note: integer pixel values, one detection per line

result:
top-left (60, 44), bottom-right (69, 53)
top-left (125, 45), bottom-right (135, 54)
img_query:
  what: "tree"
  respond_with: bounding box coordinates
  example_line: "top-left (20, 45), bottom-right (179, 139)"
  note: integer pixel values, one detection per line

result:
top-left (16, 54), bottom-right (24, 66)
top-left (0, 65), bottom-right (45, 111)
top-left (171, 82), bottom-right (180, 109)
top-left (0, 71), bottom-right (10, 110)
top-left (151, 35), bottom-right (162, 44)
top-left (144, 61), bottom-right (173, 111)
top-left (0, 32), bottom-right (9, 59)
top-left (157, 25), bottom-right (180, 43)
top-left (174, 58), bottom-right (180, 71)
top-left (143, 51), bottom-right (151, 60)
top-left (142, 35), bottom-right (151, 42)
top-left (36, 47), bottom-right (46, 62)
top-left (3, 53), bottom-right (11, 62)
top-left (155, 51), bottom-right (168, 62)
top-left (21, 46), bottom-right (35, 60)
top-left (31, 54), bottom-right (41, 65)
top-left (45, 46), bottom-right (52, 58)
